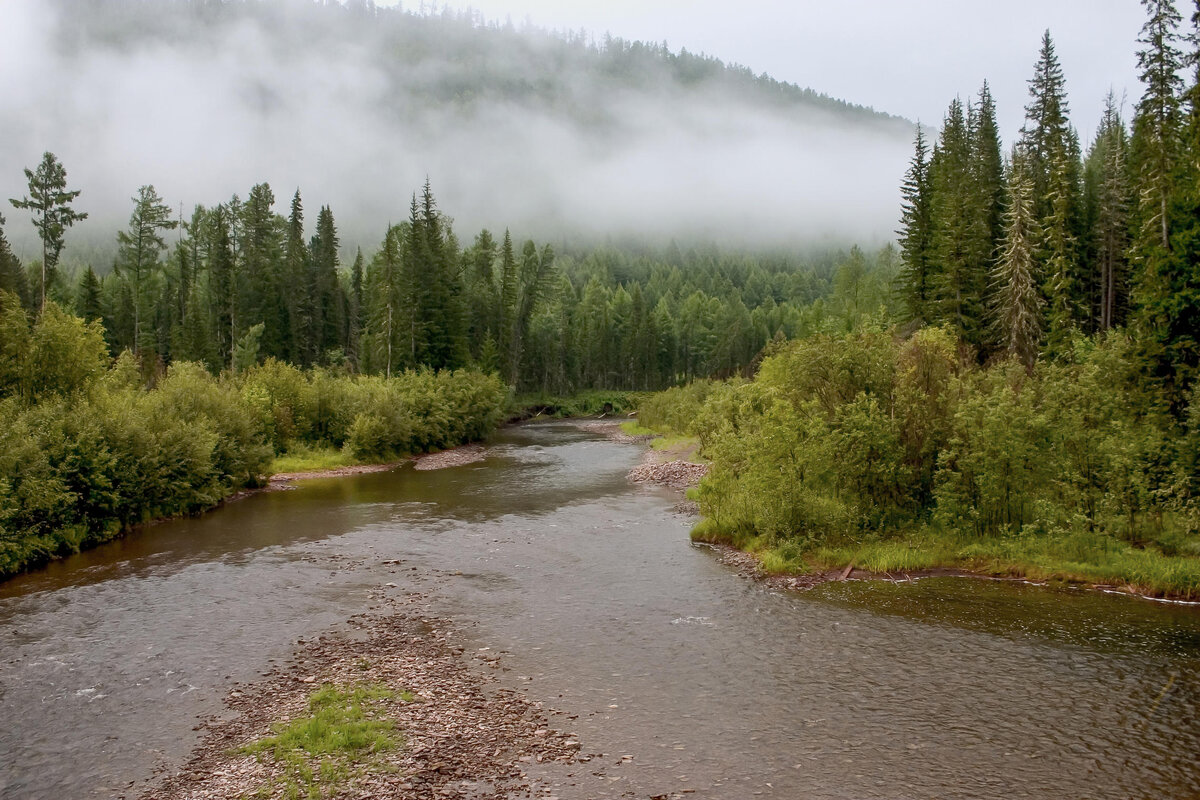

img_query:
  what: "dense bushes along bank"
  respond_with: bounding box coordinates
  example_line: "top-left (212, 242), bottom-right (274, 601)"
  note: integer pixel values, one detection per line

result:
top-left (0, 293), bottom-right (508, 579)
top-left (639, 328), bottom-right (1200, 599)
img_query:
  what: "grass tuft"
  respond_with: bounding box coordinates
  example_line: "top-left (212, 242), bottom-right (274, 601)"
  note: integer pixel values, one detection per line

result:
top-left (270, 444), bottom-right (357, 475)
top-left (239, 682), bottom-right (407, 799)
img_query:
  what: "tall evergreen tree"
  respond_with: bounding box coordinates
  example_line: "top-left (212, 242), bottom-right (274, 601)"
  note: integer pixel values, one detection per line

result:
top-left (115, 185), bottom-right (177, 355)
top-left (897, 125), bottom-right (934, 321)
top-left (366, 224), bottom-right (404, 377)
top-left (8, 152), bottom-right (88, 312)
top-left (991, 152), bottom-right (1044, 373)
top-left (74, 265), bottom-right (103, 323)
top-left (208, 205), bottom-right (237, 369)
top-left (284, 190), bottom-right (311, 365)
top-left (1084, 94), bottom-right (1131, 331)
top-left (1131, 0), bottom-right (1185, 255)
top-left (309, 205), bottom-right (344, 362)
top-left (928, 98), bottom-right (986, 347)
top-left (498, 229), bottom-right (519, 381)
top-left (1130, 0), bottom-right (1191, 402)
top-left (347, 247), bottom-right (364, 369)
top-left (240, 183), bottom-right (287, 363)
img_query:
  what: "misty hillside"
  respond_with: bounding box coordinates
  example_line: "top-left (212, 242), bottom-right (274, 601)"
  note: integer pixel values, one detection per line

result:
top-left (2, 0), bottom-right (916, 255)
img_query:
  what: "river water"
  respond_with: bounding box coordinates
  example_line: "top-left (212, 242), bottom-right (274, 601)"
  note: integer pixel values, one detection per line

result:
top-left (0, 421), bottom-right (1198, 799)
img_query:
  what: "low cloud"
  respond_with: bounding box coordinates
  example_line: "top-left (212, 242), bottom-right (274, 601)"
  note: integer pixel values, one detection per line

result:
top-left (0, 0), bottom-right (914, 260)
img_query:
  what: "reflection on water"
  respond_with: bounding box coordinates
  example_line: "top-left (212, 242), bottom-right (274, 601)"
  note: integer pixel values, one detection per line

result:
top-left (0, 421), bottom-right (1197, 799)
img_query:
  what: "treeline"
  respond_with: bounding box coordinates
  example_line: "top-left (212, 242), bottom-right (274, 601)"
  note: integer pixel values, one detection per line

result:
top-left (0, 156), bottom-right (897, 394)
top-left (898, 13), bottom-right (1199, 409)
top-left (0, 292), bottom-right (508, 578)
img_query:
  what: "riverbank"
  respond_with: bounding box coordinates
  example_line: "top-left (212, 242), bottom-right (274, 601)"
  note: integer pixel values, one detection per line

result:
top-left (618, 420), bottom-right (1200, 605)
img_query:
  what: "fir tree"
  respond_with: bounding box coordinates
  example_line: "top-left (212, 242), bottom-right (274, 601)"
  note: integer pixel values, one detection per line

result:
top-left (1085, 94), bottom-right (1131, 331)
top-left (284, 190), bottom-right (310, 365)
top-left (1130, 0), bottom-right (1191, 403)
top-left (347, 247), bottom-right (364, 369)
top-left (991, 152), bottom-right (1044, 373)
top-left (115, 185), bottom-right (177, 354)
top-left (897, 125), bottom-right (933, 321)
top-left (75, 266), bottom-right (103, 323)
top-left (309, 205), bottom-right (344, 362)
top-left (240, 183), bottom-right (287, 362)
top-left (928, 98), bottom-right (986, 347)
top-left (8, 152), bottom-right (88, 313)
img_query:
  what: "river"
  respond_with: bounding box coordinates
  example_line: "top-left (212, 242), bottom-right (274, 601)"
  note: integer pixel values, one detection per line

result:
top-left (0, 421), bottom-right (1198, 799)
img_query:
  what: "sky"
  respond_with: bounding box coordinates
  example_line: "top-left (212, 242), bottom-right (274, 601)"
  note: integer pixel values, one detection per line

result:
top-left (408, 0), bottom-right (1147, 143)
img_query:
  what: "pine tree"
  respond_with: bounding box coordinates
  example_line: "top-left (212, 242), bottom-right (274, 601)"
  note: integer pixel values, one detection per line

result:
top-left (115, 185), bottom-right (177, 355)
top-left (8, 152), bottom-right (88, 313)
top-left (897, 125), bottom-right (933, 321)
top-left (991, 152), bottom-right (1044, 373)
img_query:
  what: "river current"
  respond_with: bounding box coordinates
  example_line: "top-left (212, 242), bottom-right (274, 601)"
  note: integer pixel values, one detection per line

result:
top-left (0, 421), bottom-right (1197, 799)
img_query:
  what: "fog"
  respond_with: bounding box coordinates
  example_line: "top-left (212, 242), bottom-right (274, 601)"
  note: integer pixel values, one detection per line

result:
top-left (0, 0), bottom-right (915, 262)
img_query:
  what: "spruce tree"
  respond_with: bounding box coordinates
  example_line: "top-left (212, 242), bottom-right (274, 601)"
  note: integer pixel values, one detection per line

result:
top-left (928, 98), bottom-right (986, 347)
top-left (240, 183), bottom-right (287, 362)
top-left (208, 205), bottom-right (237, 369)
top-left (8, 152), bottom-right (88, 313)
top-left (1084, 94), bottom-right (1130, 331)
top-left (115, 185), bottom-right (177, 355)
top-left (498, 229), bottom-right (519, 381)
top-left (1130, 0), bottom-right (1190, 402)
top-left (897, 125), bottom-right (933, 321)
top-left (347, 247), bottom-right (364, 369)
top-left (284, 190), bottom-right (310, 365)
top-left (991, 152), bottom-right (1044, 373)
top-left (75, 266), bottom-right (103, 323)
top-left (309, 205), bottom-right (344, 362)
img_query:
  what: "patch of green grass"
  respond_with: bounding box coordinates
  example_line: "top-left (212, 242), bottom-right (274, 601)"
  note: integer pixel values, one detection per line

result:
top-left (619, 421), bottom-right (656, 436)
top-left (239, 683), bottom-right (406, 800)
top-left (736, 524), bottom-right (1200, 599)
top-left (270, 444), bottom-right (357, 475)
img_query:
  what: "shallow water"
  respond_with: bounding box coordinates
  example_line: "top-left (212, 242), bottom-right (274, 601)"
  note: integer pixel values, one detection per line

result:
top-left (0, 421), bottom-right (1197, 799)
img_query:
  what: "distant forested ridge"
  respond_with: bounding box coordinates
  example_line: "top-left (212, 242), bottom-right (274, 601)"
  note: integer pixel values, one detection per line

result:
top-left (55, 0), bottom-right (907, 132)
